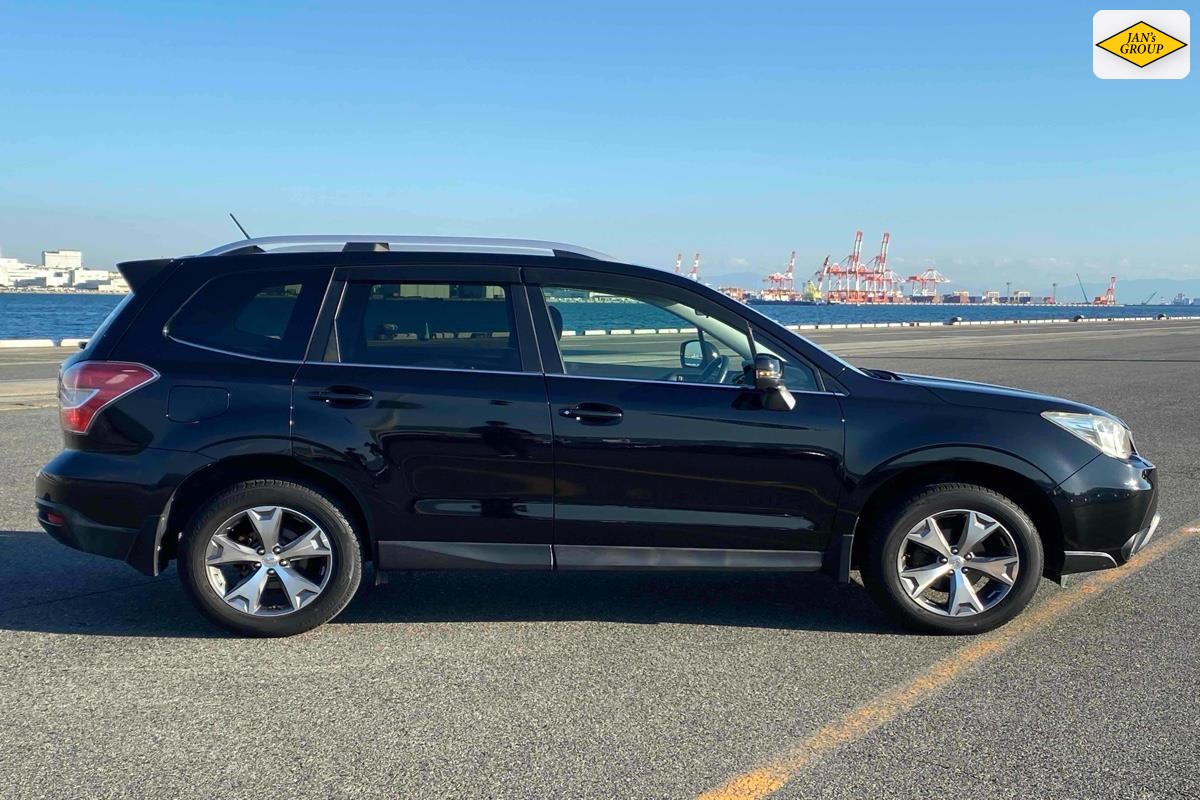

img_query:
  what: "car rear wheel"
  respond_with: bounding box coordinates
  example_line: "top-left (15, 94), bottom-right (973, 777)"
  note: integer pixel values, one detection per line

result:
top-left (861, 483), bottom-right (1043, 634)
top-left (179, 479), bottom-right (362, 637)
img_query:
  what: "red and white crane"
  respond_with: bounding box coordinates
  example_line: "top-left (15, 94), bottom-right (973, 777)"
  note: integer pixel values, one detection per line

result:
top-left (1103, 276), bottom-right (1117, 305)
top-left (865, 232), bottom-right (901, 301)
top-left (907, 267), bottom-right (951, 299)
top-left (763, 250), bottom-right (797, 296)
top-left (689, 252), bottom-right (701, 282)
top-left (673, 253), bottom-right (682, 276)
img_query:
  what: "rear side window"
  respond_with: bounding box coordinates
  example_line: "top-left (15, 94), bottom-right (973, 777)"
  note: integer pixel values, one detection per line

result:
top-left (334, 282), bottom-right (520, 371)
top-left (169, 270), bottom-right (329, 360)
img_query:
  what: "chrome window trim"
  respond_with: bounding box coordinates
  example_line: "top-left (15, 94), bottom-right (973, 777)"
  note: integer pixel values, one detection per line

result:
top-left (545, 372), bottom-right (843, 396)
top-left (166, 335), bottom-right (305, 365)
top-left (163, 336), bottom-right (845, 390)
top-left (323, 361), bottom-right (536, 377)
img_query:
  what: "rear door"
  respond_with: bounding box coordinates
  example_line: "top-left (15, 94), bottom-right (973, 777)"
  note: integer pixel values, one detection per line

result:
top-left (526, 267), bottom-right (845, 568)
top-left (292, 265), bottom-right (556, 570)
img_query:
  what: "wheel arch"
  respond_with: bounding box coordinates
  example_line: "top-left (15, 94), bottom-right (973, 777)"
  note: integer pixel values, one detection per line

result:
top-left (840, 449), bottom-right (1065, 581)
top-left (154, 454), bottom-right (373, 573)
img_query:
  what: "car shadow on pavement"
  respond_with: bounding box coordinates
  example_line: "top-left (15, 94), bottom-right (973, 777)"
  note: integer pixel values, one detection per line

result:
top-left (338, 568), bottom-right (899, 635)
top-left (0, 530), bottom-right (901, 637)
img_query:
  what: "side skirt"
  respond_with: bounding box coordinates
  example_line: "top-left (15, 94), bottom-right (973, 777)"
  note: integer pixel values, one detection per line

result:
top-left (554, 545), bottom-right (824, 571)
top-left (378, 541), bottom-right (552, 570)
top-left (376, 541), bottom-right (826, 572)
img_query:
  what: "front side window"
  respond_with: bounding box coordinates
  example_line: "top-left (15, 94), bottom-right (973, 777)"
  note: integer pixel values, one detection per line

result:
top-left (334, 282), bottom-right (520, 371)
top-left (169, 269), bottom-right (328, 360)
top-left (540, 284), bottom-right (817, 390)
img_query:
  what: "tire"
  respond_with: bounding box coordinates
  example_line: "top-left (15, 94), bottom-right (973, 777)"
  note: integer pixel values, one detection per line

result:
top-left (178, 479), bottom-right (363, 637)
top-left (860, 483), bottom-right (1043, 635)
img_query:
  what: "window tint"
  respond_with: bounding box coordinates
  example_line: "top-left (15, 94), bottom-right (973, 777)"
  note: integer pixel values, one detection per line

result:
top-left (169, 270), bottom-right (328, 360)
top-left (541, 284), bottom-right (818, 390)
top-left (335, 282), bottom-right (520, 371)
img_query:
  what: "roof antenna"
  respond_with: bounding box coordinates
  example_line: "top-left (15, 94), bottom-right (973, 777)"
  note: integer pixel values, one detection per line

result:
top-left (228, 212), bottom-right (252, 240)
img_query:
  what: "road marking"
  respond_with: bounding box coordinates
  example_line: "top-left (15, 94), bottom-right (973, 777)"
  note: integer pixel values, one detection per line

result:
top-left (0, 402), bottom-right (56, 412)
top-left (697, 521), bottom-right (1200, 800)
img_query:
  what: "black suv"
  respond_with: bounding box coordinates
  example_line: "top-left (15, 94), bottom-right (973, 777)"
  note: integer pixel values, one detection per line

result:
top-left (35, 236), bottom-right (1159, 637)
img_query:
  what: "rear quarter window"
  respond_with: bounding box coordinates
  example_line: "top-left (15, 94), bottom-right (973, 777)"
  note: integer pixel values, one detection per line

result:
top-left (168, 269), bottom-right (330, 360)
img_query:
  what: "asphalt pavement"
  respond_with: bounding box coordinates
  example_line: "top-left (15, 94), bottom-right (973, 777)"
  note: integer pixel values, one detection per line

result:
top-left (1, 320), bottom-right (1198, 799)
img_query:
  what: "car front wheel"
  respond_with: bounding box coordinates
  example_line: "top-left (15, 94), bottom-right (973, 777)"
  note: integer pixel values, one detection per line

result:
top-left (861, 483), bottom-right (1044, 634)
top-left (178, 479), bottom-right (363, 637)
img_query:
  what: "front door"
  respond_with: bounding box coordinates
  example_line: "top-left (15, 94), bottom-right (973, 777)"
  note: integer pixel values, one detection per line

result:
top-left (292, 266), bottom-right (556, 570)
top-left (525, 268), bottom-right (845, 569)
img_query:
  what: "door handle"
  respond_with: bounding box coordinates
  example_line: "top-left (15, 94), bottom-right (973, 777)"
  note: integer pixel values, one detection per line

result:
top-left (309, 386), bottom-right (374, 408)
top-left (559, 403), bottom-right (624, 424)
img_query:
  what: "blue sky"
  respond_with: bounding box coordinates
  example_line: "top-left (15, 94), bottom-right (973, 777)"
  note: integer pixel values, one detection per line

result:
top-left (1, 0), bottom-right (1196, 291)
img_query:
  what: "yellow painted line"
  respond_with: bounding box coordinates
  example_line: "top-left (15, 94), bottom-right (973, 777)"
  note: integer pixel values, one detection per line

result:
top-left (698, 521), bottom-right (1200, 800)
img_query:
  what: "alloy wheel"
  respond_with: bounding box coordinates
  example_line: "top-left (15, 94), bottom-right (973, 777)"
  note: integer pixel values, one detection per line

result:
top-left (204, 505), bottom-right (334, 616)
top-left (895, 509), bottom-right (1020, 617)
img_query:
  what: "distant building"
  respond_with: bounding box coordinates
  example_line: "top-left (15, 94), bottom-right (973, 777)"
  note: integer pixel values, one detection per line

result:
top-left (42, 249), bottom-right (83, 271)
top-left (95, 275), bottom-right (130, 293)
top-left (69, 268), bottom-right (112, 286)
top-left (0, 256), bottom-right (29, 286)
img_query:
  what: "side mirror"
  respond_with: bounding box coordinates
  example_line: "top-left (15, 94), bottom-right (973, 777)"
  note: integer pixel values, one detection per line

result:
top-left (680, 339), bottom-right (716, 369)
top-left (749, 355), bottom-right (796, 411)
top-left (752, 355), bottom-right (784, 392)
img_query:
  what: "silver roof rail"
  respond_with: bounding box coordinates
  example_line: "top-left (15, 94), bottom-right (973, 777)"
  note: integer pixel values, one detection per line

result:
top-left (197, 235), bottom-right (613, 261)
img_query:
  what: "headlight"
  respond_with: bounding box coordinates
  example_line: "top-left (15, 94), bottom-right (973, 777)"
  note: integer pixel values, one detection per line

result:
top-left (1041, 411), bottom-right (1133, 459)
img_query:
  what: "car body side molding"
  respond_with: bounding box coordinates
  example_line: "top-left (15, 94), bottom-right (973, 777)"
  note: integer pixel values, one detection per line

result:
top-left (378, 541), bottom-right (553, 570)
top-left (554, 545), bottom-right (823, 571)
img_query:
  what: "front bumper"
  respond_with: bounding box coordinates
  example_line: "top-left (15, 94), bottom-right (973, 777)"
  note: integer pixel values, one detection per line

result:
top-left (1054, 452), bottom-right (1159, 577)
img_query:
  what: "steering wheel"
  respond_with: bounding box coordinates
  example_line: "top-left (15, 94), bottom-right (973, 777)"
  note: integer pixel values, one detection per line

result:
top-left (698, 354), bottom-right (731, 385)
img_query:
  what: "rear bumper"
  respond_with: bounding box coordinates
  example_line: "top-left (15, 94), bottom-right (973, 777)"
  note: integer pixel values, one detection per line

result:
top-left (1055, 453), bottom-right (1159, 577)
top-left (35, 447), bottom-right (207, 576)
top-left (36, 496), bottom-right (156, 573)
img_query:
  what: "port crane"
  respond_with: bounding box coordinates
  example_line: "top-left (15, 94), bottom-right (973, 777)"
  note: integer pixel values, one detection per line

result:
top-left (762, 251), bottom-right (797, 298)
top-left (688, 252), bottom-right (700, 282)
top-left (1077, 274), bottom-right (1118, 305)
top-left (907, 267), bottom-right (951, 299)
top-left (864, 232), bottom-right (902, 301)
top-left (816, 231), bottom-right (871, 303)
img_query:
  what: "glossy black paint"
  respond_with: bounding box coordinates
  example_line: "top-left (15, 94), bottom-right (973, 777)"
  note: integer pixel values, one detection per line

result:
top-left (35, 249), bottom-right (1158, 586)
top-left (293, 363), bottom-right (556, 548)
top-left (544, 374), bottom-right (843, 552)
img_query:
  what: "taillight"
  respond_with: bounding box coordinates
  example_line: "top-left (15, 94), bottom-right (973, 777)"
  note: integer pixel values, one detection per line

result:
top-left (59, 361), bottom-right (159, 434)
